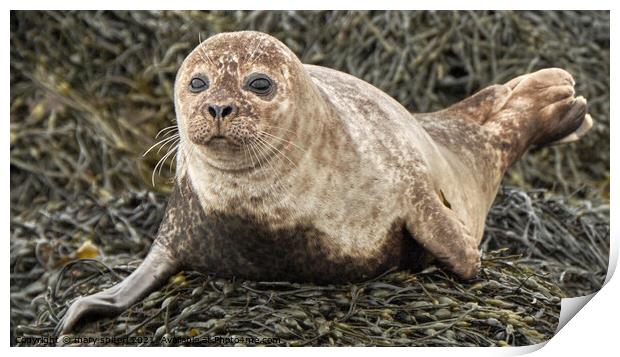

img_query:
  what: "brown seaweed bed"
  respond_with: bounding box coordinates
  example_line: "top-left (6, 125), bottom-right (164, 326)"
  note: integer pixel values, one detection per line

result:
top-left (10, 10), bottom-right (609, 346)
top-left (11, 187), bottom-right (609, 346)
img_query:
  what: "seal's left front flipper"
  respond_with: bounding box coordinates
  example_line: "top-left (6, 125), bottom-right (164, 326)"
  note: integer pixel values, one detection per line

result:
top-left (55, 244), bottom-right (178, 335)
top-left (402, 189), bottom-right (481, 280)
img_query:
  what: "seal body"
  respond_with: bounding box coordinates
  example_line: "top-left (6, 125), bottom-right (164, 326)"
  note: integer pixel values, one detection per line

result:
top-left (57, 31), bottom-right (593, 334)
top-left (155, 63), bottom-right (504, 283)
top-left (156, 32), bottom-right (591, 282)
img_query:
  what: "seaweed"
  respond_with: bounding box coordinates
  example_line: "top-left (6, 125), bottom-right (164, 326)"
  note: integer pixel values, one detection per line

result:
top-left (10, 10), bottom-right (610, 346)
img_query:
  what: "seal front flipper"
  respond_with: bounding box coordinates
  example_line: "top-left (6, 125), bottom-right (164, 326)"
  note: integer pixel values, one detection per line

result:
top-left (55, 244), bottom-right (178, 335)
top-left (402, 188), bottom-right (481, 280)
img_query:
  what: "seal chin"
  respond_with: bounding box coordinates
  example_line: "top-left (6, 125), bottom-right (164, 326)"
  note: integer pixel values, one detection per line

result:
top-left (190, 134), bottom-right (240, 150)
top-left (190, 136), bottom-right (254, 172)
top-left (207, 135), bottom-right (239, 148)
top-left (200, 153), bottom-right (255, 173)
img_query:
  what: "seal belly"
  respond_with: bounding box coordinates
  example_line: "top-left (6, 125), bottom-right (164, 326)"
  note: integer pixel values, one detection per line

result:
top-left (190, 213), bottom-right (426, 283)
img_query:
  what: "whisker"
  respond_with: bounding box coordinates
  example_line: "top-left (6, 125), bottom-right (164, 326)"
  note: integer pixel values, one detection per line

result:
top-left (255, 135), bottom-right (298, 168)
top-left (245, 136), bottom-right (299, 218)
top-left (143, 134), bottom-right (179, 157)
top-left (257, 130), bottom-right (306, 152)
top-left (151, 142), bottom-right (179, 186)
top-left (261, 124), bottom-right (297, 135)
top-left (254, 137), bottom-right (281, 175)
top-left (157, 146), bottom-right (178, 176)
top-left (247, 139), bottom-right (264, 172)
top-left (255, 136), bottom-right (291, 183)
top-left (198, 32), bottom-right (216, 67)
top-left (249, 140), bottom-right (283, 204)
top-left (155, 125), bottom-right (178, 139)
top-left (150, 137), bottom-right (180, 187)
top-left (241, 137), bottom-right (255, 169)
top-left (200, 47), bottom-right (216, 67)
top-left (250, 139), bottom-right (283, 203)
top-left (252, 137), bottom-right (299, 218)
top-left (250, 139), bottom-right (279, 185)
top-left (156, 136), bottom-right (180, 155)
top-left (248, 37), bottom-right (265, 66)
top-left (168, 140), bottom-right (184, 173)
top-left (169, 150), bottom-right (178, 173)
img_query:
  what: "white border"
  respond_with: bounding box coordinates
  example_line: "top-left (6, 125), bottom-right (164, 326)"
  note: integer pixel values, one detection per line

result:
top-left (3, 0), bottom-right (617, 10)
top-left (5, 2), bottom-right (616, 356)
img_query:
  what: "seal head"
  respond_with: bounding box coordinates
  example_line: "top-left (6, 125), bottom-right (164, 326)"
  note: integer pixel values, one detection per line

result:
top-left (174, 32), bottom-right (323, 172)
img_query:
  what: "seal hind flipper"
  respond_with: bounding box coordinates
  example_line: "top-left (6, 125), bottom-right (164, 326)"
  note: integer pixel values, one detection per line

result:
top-left (499, 68), bottom-right (591, 145)
top-left (409, 68), bottom-right (591, 277)
top-left (403, 188), bottom-right (481, 280)
top-left (438, 68), bottom-right (592, 167)
top-left (484, 68), bottom-right (592, 166)
top-left (55, 244), bottom-right (178, 335)
top-left (545, 113), bottom-right (594, 146)
top-left (437, 84), bottom-right (511, 125)
top-left (436, 68), bottom-right (592, 152)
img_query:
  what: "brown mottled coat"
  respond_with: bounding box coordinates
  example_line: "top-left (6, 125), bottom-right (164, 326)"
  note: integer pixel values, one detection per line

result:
top-left (157, 31), bottom-right (592, 282)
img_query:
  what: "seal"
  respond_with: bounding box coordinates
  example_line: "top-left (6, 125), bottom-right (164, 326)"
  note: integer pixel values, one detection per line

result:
top-left (56, 31), bottom-right (593, 334)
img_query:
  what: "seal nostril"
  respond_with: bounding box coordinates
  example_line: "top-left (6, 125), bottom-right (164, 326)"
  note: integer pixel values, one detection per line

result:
top-left (221, 105), bottom-right (234, 118)
top-left (207, 105), bottom-right (218, 119)
top-left (206, 104), bottom-right (235, 120)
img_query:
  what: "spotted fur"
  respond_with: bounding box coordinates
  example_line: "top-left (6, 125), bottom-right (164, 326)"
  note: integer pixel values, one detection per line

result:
top-left (164, 31), bottom-right (592, 281)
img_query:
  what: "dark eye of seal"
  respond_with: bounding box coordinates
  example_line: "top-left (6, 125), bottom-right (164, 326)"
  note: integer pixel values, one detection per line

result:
top-left (189, 75), bottom-right (209, 93)
top-left (245, 73), bottom-right (273, 95)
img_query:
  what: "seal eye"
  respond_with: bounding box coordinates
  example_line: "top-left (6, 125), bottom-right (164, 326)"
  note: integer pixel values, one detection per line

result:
top-left (189, 75), bottom-right (209, 93)
top-left (250, 78), bottom-right (270, 91)
top-left (245, 73), bottom-right (274, 95)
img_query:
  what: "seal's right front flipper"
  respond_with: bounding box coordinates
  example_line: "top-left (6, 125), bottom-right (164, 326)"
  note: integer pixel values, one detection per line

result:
top-left (55, 244), bottom-right (178, 336)
top-left (403, 189), bottom-right (481, 280)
